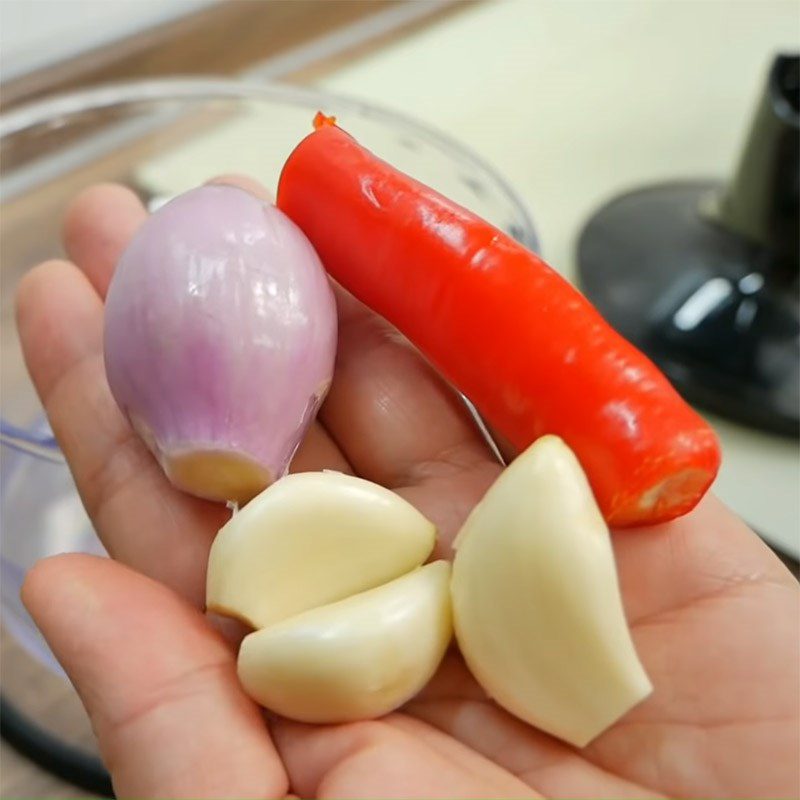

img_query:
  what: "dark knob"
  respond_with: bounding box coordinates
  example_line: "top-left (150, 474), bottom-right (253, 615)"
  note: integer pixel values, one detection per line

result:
top-left (711, 54), bottom-right (799, 267)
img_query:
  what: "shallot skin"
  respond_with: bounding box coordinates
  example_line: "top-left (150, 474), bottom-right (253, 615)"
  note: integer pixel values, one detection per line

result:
top-left (104, 184), bottom-right (337, 504)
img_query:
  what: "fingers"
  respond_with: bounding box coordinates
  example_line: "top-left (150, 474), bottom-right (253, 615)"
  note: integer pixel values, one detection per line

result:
top-left (408, 698), bottom-right (662, 800)
top-left (62, 183), bottom-right (147, 298)
top-left (290, 422), bottom-right (353, 475)
top-left (396, 463), bottom-right (500, 558)
top-left (319, 288), bottom-right (498, 539)
top-left (22, 554), bottom-right (287, 799)
top-left (322, 288), bottom-right (494, 489)
top-left (270, 715), bottom-right (536, 799)
top-left (16, 259), bottom-right (226, 604)
top-left (18, 180), bottom-right (351, 603)
top-left (410, 656), bottom-right (661, 799)
top-left (386, 714), bottom-right (527, 786)
top-left (612, 494), bottom-right (795, 625)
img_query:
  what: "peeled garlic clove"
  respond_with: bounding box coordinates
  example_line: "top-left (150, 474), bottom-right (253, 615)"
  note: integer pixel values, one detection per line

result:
top-left (237, 561), bottom-right (452, 722)
top-left (207, 471), bottom-right (436, 629)
top-left (451, 435), bottom-right (652, 748)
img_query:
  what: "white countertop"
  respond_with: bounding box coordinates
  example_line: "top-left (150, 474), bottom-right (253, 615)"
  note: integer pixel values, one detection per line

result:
top-left (316, 0), bottom-right (799, 552)
top-left (0, 0), bottom-right (217, 81)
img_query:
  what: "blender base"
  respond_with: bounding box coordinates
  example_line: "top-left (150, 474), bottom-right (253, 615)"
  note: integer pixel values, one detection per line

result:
top-left (577, 181), bottom-right (799, 438)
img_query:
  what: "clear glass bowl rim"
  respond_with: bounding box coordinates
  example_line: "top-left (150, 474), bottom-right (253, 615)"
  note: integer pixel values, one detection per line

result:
top-left (0, 76), bottom-right (537, 245)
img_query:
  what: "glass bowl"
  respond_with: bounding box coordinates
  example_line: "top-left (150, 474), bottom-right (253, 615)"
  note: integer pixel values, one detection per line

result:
top-left (0, 77), bottom-right (538, 673)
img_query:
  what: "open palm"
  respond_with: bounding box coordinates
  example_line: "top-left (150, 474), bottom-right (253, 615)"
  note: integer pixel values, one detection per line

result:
top-left (17, 180), bottom-right (798, 799)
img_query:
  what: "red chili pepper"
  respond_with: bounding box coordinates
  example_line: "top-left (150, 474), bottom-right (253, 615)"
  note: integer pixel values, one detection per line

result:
top-left (277, 122), bottom-right (721, 527)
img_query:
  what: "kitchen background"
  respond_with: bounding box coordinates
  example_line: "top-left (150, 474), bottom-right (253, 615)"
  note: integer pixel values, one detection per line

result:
top-left (1, 0), bottom-right (798, 796)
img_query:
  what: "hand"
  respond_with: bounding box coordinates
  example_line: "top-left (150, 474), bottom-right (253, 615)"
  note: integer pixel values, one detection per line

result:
top-left (16, 180), bottom-right (799, 799)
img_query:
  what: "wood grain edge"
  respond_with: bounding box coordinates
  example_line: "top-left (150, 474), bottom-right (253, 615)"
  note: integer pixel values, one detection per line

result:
top-left (0, 0), bottom-right (400, 110)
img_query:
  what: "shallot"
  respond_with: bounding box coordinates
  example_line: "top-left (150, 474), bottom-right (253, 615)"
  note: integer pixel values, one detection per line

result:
top-left (104, 184), bottom-right (336, 503)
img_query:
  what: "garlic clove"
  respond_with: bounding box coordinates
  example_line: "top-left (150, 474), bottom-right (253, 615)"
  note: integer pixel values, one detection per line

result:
top-left (451, 435), bottom-right (652, 748)
top-left (237, 561), bottom-right (452, 722)
top-left (207, 471), bottom-right (436, 629)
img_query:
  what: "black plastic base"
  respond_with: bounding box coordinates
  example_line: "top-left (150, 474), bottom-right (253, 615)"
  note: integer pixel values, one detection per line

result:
top-left (0, 694), bottom-right (114, 797)
top-left (577, 182), bottom-right (799, 437)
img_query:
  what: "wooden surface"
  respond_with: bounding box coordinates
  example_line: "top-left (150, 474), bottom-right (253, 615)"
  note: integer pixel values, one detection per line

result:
top-left (0, 2), bottom-right (466, 797)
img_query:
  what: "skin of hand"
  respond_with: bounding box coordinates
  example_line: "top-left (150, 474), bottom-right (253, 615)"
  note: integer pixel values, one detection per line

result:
top-left (14, 178), bottom-right (799, 800)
